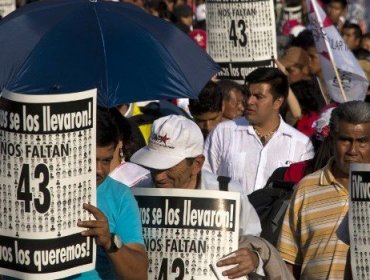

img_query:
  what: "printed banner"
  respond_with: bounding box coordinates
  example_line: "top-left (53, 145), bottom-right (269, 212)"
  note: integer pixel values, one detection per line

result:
top-left (133, 188), bottom-right (240, 280)
top-left (0, 89), bottom-right (97, 279)
top-left (349, 164), bottom-right (370, 280)
top-left (0, 0), bottom-right (15, 18)
top-left (206, 0), bottom-right (277, 83)
top-left (307, 0), bottom-right (369, 103)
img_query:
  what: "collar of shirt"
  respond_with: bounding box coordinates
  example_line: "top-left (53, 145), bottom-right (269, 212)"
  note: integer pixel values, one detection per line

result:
top-left (244, 116), bottom-right (295, 138)
top-left (320, 157), bottom-right (348, 193)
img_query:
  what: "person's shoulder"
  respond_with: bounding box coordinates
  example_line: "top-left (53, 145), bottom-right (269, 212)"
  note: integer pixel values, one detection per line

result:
top-left (280, 120), bottom-right (311, 142)
top-left (98, 176), bottom-right (131, 195)
top-left (215, 117), bottom-right (249, 131)
top-left (294, 168), bottom-right (322, 192)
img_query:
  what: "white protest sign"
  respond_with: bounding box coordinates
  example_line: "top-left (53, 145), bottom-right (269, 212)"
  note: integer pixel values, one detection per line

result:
top-left (0, 89), bottom-right (97, 279)
top-left (133, 188), bottom-right (240, 280)
top-left (206, 0), bottom-right (277, 83)
top-left (349, 163), bottom-right (370, 280)
top-left (0, 0), bottom-right (15, 18)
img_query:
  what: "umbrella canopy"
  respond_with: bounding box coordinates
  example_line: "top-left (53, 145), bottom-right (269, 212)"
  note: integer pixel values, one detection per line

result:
top-left (0, 0), bottom-right (219, 107)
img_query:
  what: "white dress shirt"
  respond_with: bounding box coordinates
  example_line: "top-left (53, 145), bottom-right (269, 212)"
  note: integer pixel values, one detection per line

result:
top-left (203, 117), bottom-right (314, 194)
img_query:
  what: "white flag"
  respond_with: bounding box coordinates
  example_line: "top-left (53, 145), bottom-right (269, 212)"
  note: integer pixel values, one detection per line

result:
top-left (307, 0), bottom-right (369, 103)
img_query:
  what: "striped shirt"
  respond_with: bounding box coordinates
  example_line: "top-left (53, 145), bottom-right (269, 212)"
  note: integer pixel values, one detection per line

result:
top-left (277, 159), bottom-right (349, 279)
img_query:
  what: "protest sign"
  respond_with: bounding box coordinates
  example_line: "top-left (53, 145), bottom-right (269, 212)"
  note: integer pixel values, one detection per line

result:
top-left (133, 188), bottom-right (240, 280)
top-left (206, 0), bottom-right (277, 83)
top-left (349, 163), bottom-right (370, 280)
top-left (0, 89), bottom-right (97, 279)
top-left (0, 0), bottom-right (15, 18)
top-left (307, 0), bottom-right (369, 103)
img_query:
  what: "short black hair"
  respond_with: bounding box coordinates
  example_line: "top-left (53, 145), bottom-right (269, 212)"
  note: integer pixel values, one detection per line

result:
top-left (363, 32), bottom-right (370, 40)
top-left (323, 0), bottom-right (347, 8)
top-left (245, 67), bottom-right (289, 100)
top-left (108, 107), bottom-right (146, 161)
top-left (343, 21), bottom-right (362, 39)
top-left (291, 29), bottom-right (315, 49)
top-left (290, 80), bottom-right (320, 114)
top-left (96, 106), bottom-right (119, 148)
top-left (189, 81), bottom-right (222, 115)
top-left (353, 48), bottom-right (370, 60)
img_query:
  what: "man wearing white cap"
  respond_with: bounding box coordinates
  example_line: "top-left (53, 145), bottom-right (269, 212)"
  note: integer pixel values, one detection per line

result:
top-left (130, 115), bottom-right (260, 234)
top-left (131, 114), bottom-right (293, 279)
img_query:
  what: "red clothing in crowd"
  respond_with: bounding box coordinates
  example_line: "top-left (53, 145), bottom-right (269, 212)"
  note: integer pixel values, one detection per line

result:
top-left (295, 112), bottom-right (319, 137)
top-left (283, 160), bottom-right (311, 184)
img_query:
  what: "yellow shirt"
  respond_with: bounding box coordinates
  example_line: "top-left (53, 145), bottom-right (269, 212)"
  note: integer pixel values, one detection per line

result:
top-left (277, 159), bottom-right (349, 279)
top-left (131, 103), bottom-right (151, 144)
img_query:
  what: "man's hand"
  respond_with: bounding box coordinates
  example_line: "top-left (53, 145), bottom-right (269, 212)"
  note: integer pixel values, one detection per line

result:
top-left (216, 248), bottom-right (259, 278)
top-left (77, 203), bottom-right (112, 251)
top-left (77, 203), bottom-right (148, 279)
top-left (274, 59), bottom-right (289, 76)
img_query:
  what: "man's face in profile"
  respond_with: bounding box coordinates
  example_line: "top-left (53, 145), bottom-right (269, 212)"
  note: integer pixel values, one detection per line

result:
top-left (96, 143), bottom-right (116, 186)
top-left (192, 111), bottom-right (223, 139)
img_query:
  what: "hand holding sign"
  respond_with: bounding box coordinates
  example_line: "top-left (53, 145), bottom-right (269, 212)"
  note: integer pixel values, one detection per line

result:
top-left (78, 203), bottom-right (111, 251)
top-left (216, 248), bottom-right (259, 279)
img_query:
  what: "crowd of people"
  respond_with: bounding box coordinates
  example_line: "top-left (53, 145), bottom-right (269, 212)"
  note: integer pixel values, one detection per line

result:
top-left (79, 84), bottom-right (370, 279)
top-left (2, 0), bottom-right (370, 279)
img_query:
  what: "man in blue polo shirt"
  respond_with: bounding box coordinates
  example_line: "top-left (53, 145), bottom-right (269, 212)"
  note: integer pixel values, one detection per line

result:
top-left (71, 108), bottom-right (148, 279)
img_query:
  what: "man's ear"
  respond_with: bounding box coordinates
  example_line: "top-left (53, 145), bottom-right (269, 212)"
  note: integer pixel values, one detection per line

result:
top-left (273, 96), bottom-right (284, 110)
top-left (192, 155), bottom-right (205, 175)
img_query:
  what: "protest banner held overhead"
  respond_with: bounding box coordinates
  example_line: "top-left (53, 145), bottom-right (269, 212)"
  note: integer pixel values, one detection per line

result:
top-left (0, 89), bottom-right (97, 279)
top-left (0, 0), bottom-right (15, 18)
top-left (133, 188), bottom-right (240, 280)
top-left (206, 0), bottom-right (277, 83)
top-left (349, 163), bottom-right (370, 280)
top-left (307, 0), bottom-right (369, 103)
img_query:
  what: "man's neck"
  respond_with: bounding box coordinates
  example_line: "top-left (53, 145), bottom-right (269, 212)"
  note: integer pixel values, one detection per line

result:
top-left (185, 173), bottom-right (200, 189)
top-left (252, 115), bottom-right (280, 136)
top-left (331, 163), bottom-right (349, 190)
top-left (195, 173), bottom-right (201, 189)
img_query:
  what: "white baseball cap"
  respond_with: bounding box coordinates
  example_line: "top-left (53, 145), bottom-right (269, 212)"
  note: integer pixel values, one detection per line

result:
top-left (130, 115), bottom-right (204, 170)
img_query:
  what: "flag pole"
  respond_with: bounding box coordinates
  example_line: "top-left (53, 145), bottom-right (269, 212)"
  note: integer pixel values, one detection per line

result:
top-left (310, 0), bottom-right (348, 102)
top-left (330, 59), bottom-right (348, 102)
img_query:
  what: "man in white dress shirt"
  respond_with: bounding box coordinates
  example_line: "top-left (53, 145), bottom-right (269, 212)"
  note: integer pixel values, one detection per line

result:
top-left (203, 67), bottom-right (314, 194)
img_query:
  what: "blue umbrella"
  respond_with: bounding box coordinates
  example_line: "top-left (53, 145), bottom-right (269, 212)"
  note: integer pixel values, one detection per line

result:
top-left (0, 0), bottom-right (219, 107)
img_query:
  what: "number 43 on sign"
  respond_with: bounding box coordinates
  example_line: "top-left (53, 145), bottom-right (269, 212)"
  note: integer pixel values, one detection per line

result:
top-left (17, 163), bottom-right (51, 214)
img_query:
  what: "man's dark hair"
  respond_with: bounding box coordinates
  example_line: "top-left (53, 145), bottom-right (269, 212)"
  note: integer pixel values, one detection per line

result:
top-left (330, 101), bottom-right (370, 134)
top-left (362, 32), bottom-right (370, 42)
top-left (290, 80), bottom-right (320, 114)
top-left (245, 67), bottom-right (289, 100)
top-left (290, 29), bottom-right (315, 50)
top-left (216, 80), bottom-right (246, 101)
top-left (353, 48), bottom-right (370, 59)
top-left (343, 22), bottom-right (362, 39)
top-left (323, 0), bottom-right (347, 8)
top-left (109, 108), bottom-right (146, 161)
top-left (189, 81), bottom-right (222, 115)
top-left (97, 106), bottom-right (119, 148)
